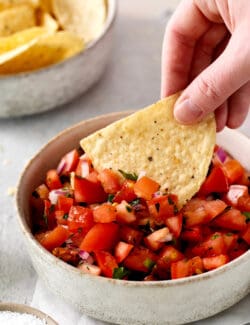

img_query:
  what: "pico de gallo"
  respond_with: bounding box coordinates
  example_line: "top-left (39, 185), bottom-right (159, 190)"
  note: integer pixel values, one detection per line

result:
top-left (31, 145), bottom-right (250, 280)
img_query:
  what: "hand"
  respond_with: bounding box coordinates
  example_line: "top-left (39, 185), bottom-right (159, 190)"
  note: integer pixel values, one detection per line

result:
top-left (161, 0), bottom-right (250, 131)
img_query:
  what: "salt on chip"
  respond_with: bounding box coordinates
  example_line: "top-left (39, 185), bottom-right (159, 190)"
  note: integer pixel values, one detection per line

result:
top-left (80, 93), bottom-right (216, 208)
top-left (52, 0), bottom-right (107, 43)
top-left (0, 31), bottom-right (84, 74)
top-left (0, 4), bottom-right (36, 37)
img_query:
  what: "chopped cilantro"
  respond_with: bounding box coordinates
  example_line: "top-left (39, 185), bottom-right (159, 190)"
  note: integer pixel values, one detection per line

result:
top-left (63, 213), bottom-right (69, 220)
top-left (43, 214), bottom-right (48, 227)
top-left (107, 194), bottom-right (114, 203)
top-left (212, 234), bottom-right (220, 240)
top-left (129, 198), bottom-right (140, 206)
top-left (113, 267), bottom-right (129, 279)
top-left (243, 211), bottom-right (250, 222)
top-left (139, 220), bottom-right (153, 234)
top-left (143, 258), bottom-right (156, 270)
top-left (49, 204), bottom-right (55, 213)
top-left (118, 169), bottom-right (138, 181)
top-left (225, 232), bottom-right (233, 236)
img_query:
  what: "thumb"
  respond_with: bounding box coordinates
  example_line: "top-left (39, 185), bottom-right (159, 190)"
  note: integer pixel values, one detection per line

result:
top-left (174, 32), bottom-right (250, 124)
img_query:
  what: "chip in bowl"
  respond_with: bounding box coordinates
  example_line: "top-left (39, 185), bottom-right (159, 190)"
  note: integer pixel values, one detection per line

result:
top-left (52, 0), bottom-right (107, 43)
top-left (80, 93), bottom-right (216, 208)
top-left (0, 30), bottom-right (84, 74)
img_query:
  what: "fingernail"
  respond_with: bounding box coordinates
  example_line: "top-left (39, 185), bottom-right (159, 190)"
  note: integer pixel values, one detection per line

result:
top-left (174, 99), bottom-right (203, 123)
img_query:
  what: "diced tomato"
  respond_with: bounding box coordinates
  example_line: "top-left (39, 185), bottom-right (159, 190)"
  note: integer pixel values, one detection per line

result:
top-left (123, 247), bottom-right (157, 273)
top-left (212, 208), bottom-right (247, 231)
top-left (171, 259), bottom-right (192, 279)
top-left (155, 246), bottom-right (184, 279)
top-left (192, 232), bottom-right (225, 257)
top-left (190, 256), bottom-right (204, 275)
top-left (202, 254), bottom-right (229, 271)
top-left (134, 176), bottom-right (160, 200)
top-left (114, 241), bottom-right (134, 263)
top-left (119, 225), bottom-right (143, 245)
top-left (57, 149), bottom-right (79, 175)
top-left (55, 210), bottom-right (68, 225)
top-left (199, 165), bottom-right (229, 195)
top-left (46, 169), bottom-right (62, 190)
top-left (241, 224), bottom-right (250, 245)
top-left (183, 198), bottom-right (227, 227)
top-left (80, 223), bottom-right (119, 252)
top-left (228, 241), bottom-right (248, 260)
top-left (67, 206), bottom-right (94, 234)
top-left (165, 213), bottom-right (183, 238)
top-left (93, 203), bottom-right (117, 223)
top-left (222, 159), bottom-right (244, 184)
top-left (113, 180), bottom-right (137, 203)
top-left (238, 171), bottom-right (250, 186)
top-left (78, 263), bottom-right (101, 276)
top-left (224, 185), bottom-right (248, 206)
top-left (57, 196), bottom-right (73, 213)
top-left (147, 195), bottom-right (177, 225)
top-left (44, 199), bottom-right (56, 229)
top-left (180, 226), bottom-right (203, 243)
top-left (144, 227), bottom-right (172, 251)
top-left (37, 226), bottom-right (69, 251)
top-left (95, 251), bottom-right (118, 278)
top-left (222, 232), bottom-right (239, 252)
top-left (98, 169), bottom-right (121, 194)
top-left (116, 201), bottom-right (136, 224)
top-left (73, 174), bottom-right (107, 204)
top-left (237, 195), bottom-right (250, 212)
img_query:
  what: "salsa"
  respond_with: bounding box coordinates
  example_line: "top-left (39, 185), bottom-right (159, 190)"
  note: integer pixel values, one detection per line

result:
top-left (31, 146), bottom-right (250, 280)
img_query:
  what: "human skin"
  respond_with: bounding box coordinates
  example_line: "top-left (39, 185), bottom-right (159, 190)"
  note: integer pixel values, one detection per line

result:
top-left (161, 0), bottom-right (250, 131)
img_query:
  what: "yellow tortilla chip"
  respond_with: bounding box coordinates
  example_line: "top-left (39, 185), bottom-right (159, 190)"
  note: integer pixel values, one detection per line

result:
top-left (37, 9), bottom-right (58, 32)
top-left (0, 0), bottom-right (39, 11)
top-left (80, 94), bottom-right (216, 208)
top-left (52, 0), bottom-right (107, 43)
top-left (39, 0), bottom-right (52, 13)
top-left (0, 31), bottom-right (84, 74)
top-left (0, 4), bottom-right (36, 37)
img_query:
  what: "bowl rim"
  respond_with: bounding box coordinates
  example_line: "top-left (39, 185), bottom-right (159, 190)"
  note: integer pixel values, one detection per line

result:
top-left (0, 0), bottom-right (117, 81)
top-left (16, 111), bottom-right (250, 289)
top-left (0, 302), bottom-right (58, 324)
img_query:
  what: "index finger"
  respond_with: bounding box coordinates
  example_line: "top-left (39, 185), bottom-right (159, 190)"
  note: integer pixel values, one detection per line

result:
top-left (161, 0), bottom-right (211, 98)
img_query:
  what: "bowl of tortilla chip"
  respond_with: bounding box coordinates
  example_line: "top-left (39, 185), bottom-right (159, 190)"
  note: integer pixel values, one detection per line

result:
top-left (16, 95), bottom-right (250, 324)
top-left (0, 0), bottom-right (116, 117)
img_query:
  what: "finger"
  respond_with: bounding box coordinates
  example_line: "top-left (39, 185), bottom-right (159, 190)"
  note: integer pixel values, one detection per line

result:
top-left (174, 30), bottom-right (250, 124)
top-left (190, 24), bottom-right (228, 80)
top-left (215, 102), bottom-right (228, 132)
top-left (161, 0), bottom-right (211, 98)
top-left (227, 82), bottom-right (250, 128)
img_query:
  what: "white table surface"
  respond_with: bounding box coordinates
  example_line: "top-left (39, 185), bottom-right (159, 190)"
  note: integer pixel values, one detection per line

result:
top-left (0, 0), bottom-right (249, 323)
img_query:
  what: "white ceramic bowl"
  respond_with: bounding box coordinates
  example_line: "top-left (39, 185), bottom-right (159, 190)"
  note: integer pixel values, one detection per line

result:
top-left (0, 0), bottom-right (116, 118)
top-left (0, 302), bottom-right (58, 324)
top-left (16, 112), bottom-right (250, 325)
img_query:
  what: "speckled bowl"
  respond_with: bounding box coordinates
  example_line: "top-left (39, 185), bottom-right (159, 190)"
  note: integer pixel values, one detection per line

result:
top-left (0, 0), bottom-right (116, 118)
top-left (0, 302), bottom-right (58, 324)
top-left (16, 112), bottom-right (250, 325)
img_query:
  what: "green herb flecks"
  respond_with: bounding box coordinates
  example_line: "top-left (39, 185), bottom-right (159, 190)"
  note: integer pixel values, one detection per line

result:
top-left (107, 194), bottom-right (115, 203)
top-left (63, 213), bottom-right (69, 220)
top-left (129, 198), bottom-right (140, 206)
top-left (212, 233), bottom-right (220, 240)
top-left (243, 211), bottom-right (250, 222)
top-left (126, 205), bottom-right (132, 213)
top-left (113, 267), bottom-right (130, 279)
top-left (118, 169), bottom-right (138, 181)
top-left (43, 214), bottom-right (48, 227)
top-left (143, 258), bottom-right (156, 270)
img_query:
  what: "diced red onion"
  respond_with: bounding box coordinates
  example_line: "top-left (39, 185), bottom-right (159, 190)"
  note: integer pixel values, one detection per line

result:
top-left (153, 191), bottom-right (163, 198)
top-left (138, 170), bottom-right (146, 180)
top-left (79, 250), bottom-right (94, 264)
top-left (49, 188), bottom-right (71, 204)
top-left (216, 147), bottom-right (227, 163)
top-left (57, 160), bottom-right (66, 175)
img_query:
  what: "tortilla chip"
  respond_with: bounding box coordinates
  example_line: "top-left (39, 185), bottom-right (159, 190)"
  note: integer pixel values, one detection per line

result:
top-left (39, 0), bottom-right (52, 13)
top-left (0, 31), bottom-right (84, 74)
top-left (80, 94), bottom-right (216, 208)
top-left (0, 0), bottom-right (39, 11)
top-left (0, 4), bottom-right (36, 36)
top-left (37, 10), bottom-right (58, 32)
top-left (52, 0), bottom-right (107, 43)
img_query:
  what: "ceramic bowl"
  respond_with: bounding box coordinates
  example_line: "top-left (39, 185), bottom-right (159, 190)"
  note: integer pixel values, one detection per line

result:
top-left (0, 0), bottom-right (116, 118)
top-left (16, 112), bottom-right (250, 325)
top-left (0, 302), bottom-right (58, 324)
